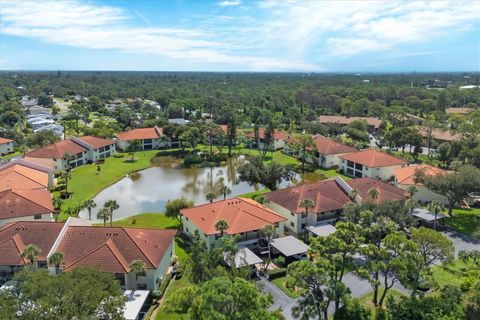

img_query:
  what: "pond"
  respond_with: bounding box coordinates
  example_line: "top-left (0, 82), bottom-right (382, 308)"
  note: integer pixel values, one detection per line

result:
top-left (80, 156), bottom-right (324, 222)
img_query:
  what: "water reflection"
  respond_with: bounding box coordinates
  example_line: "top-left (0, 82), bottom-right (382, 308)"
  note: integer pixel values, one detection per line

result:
top-left (80, 156), bottom-right (323, 222)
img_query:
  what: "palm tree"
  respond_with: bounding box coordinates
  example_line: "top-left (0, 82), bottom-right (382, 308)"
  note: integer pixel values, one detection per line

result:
top-left (104, 200), bottom-right (120, 226)
top-left (261, 224), bottom-right (276, 271)
top-left (48, 252), bottom-right (64, 275)
top-left (299, 198), bottom-right (315, 216)
top-left (428, 200), bottom-right (444, 230)
top-left (129, 260), bottom-right (146, 289)
top-left (205, 191), bottom-right (217, 203)
top-left (127, 139), bottom-right (142, 161)
top-left (215, 219), bottom-right (229, 237)
top-left (221, 235), bottom-right (240, 272)
top-left (367, 188), bottom-right (380, 202)
top-left (349, 189), bottom-right (359, 202)
top-left (63, 152), bottom-right (75, 171)
top-left (18, 144), bottom-right (28, 156)
top-left (21, 244), bottom-right (41, 268)
top-left (97, 207), bottom-right (110, 227)
top-left (221, 186), bottom-right (232, 200)
top-left (406, 185), bottom-right (418, 198)
top-left (405, 198), bottom-right (417, 214)
top-left (60, 170), bottom-right (72, 196)
top-left (82, 199), bottom-right (96, 220)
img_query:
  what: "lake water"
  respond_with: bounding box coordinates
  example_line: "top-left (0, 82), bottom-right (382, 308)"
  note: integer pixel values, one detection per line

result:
top-left (80, 156), bottom-right (323, 222)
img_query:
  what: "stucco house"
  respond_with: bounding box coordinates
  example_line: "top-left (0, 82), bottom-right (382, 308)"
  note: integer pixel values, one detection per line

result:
top-left (0, 158), bottom-right (54, 192)
top-left (25, 136), bottom-right (115, 171)
top-left (264, 178), bottom-right (352, 234)
top-left (309, 135), bottom-right (357, 168)
top-left (0, 137), bottom-right (14, 155)
top-left (318, 115), bottom-right (382, 133)
top-left (180, 197), bottom-right (286, 249)
top-left (0, 218), bottom-right (176, 290)
top-left (394, 164), bottom-right (448, 204)
top-left (116, 126), bottom-right (170, 151)
top-left (0, 189), bottom-right (54, 226)
top-left (339, 149), bottom-right (408, 180)
top-left (245, 129), bottom-right (290, 150)
top-left (264, 176), bottom-right (408, 234)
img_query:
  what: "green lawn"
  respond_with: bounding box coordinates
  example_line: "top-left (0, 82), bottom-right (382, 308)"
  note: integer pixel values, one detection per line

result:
top-left (272, 276), bottom-right (302, 298)
top-left (108, 213), bottom-right (180, 229)
top-left (432, 259), bottom-right (468, 287)
top-left (314, 168), bottom-right (351, 180)
top-left (446, 208), bottom-right (480, 239)
top-left (359, 288), bottom-right (405, 311)
top-left (60, 150), bottom-right (159, 214)
top-left (156, 276), bottom-right (192, 320)
top-left (239, 189), bottom-right (270, 199)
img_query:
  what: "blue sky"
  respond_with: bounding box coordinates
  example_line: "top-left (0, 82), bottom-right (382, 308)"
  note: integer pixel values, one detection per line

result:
top-left (0, 0), bottom-right (479, 72)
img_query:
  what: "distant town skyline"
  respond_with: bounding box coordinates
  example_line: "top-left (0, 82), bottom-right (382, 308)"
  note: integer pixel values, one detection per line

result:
top-left (0, 0), bottom-right (479, 72)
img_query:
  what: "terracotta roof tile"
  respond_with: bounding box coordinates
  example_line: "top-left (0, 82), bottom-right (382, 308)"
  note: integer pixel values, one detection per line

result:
top-left (0, 235), bottom-right (27, 266)
top-left (417, 127), bottom-right (461, 142)
top-left (394, 164), bottom-right (447, 185)
top-left (312, 135), bottom-right (357, 155)
top-left (181, 197), bottom-right (287, 235)
top-left (77, 136), bottom-right (114, 149)
top-left (64, 239), bottom-right (130, 273)
top-left (339, 149), bottom-right (407, 167)
top-left (265, 179), bottom-right (351, 214)
top-left (318, 116), bottom-right (382, 128)
top-left (26, 140), bottom-right (86, 159)
top-left (0, 137), bottom-right (13, 144)
top-left (0, 221), bottom-right (64, 263)
top-left (0, 164), bottom-right (49, 191)
top-left (56, 226), bottom-right (176, 270)
top-left (245, 129), bottom-right (290, 140)
top-left (23, 157), bottom-right (56, 169)
top-left (117, 127), bottom-right (162, 141)
top-left (0, 189), bottom-right (53, 220)
top-left (347, 177), bottom-right (408, 203)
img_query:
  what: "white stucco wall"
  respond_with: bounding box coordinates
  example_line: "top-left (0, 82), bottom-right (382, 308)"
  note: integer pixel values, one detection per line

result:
top-left (340, 159), bottom-right (406, 181)
top-left (397, 184), bottom-right (448, 205)
top-left (0, 142), bottom-right (13, 155)
top-left (0, 213), bottom-right (53, 227)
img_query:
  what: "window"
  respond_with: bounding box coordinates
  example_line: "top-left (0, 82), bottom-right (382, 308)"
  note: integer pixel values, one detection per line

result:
top-left (290, 222), bottom-right (295, 227)
top-left (290, 212), bottom-right (295, 217)
top-left (347, 160), bottom-right (355, 167)
top-left (301, 223), bottom-right (306, 230)
top-left (137, 284), bottom-right (147, 290)
top-left (34, 214), bottom-right (42, 220)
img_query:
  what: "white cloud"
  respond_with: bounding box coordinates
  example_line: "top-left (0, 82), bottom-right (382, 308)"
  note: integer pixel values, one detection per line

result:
top-left (0, 0), bottom-right (317, 71)
top-left (258, 0), bottom-right (479, 57)
top-left (219, 1), bottom-right (242, 7)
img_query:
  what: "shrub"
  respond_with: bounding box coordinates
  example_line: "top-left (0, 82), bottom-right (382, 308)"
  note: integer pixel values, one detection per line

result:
top-left (267, 268), bottom-right (287, 280)
top-left (153, 273), bottom-right (172, 300)
top-left (273, 256), bottom-right (286, 268)
top-left (183, 154), bottom-right (203, 167)
top-left (113, 153), bottom-right (124, 158)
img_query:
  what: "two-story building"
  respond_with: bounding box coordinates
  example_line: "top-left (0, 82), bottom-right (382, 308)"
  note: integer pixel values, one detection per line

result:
top-left (394, 164), bottom-right (448, 205)
top-left (0, 159), bottom-right (54, 191)
top-left (180, 197), bottom-right (286, 249)
top-left (0, 218), bottom-right (176, 290)
top-left (339, 149), bottom-right (408, 181)
top-left (245, 129), bottom-right (290, 150)
top-left (318, 115), bottom-right (382, 133)
top-left (264, 176), bottom-right (409, 234)
top-left (116, 126), bottom-right (170, 151)
top-left (25, 136), bottom-right (115, 171)
top-left (264, 178), bottom-right (352, 234)
top-left (310, 135), bottom-right (357, 168)
top-left (0, 137), bottom-right (14, 155)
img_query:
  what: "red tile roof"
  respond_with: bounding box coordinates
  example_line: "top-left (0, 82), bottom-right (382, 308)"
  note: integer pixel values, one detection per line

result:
top-left (0, 165), bottom-right (49, 192)
top-left (446, 107), bottom-right (474, 114)
top-left (339, 149), bottom-right (407, 167)
top-left (56, 227), bottom-right (176, 272)
top-left (417, 127), bottom-right (461, 142)
top-left (181, 197), bottom-right (287, 236)
top-left (77, 136), bottom-right (114, 149)
top-left (23, 157), bottom-right (56, 169)
top-left (394, 164), bottom-right (447, 186)
top-left (347, 177), bottom-right (408, 203)
top-left (0, 189), bottom-right (53, 220)
top-left (117, 127), bottom-right (162, 141)
top-left (26, 139), bottom-right (86, 159)
top-left (312, 135), bottom-right (357, 155)
top-left (318, 116), bottom-right (382, 129)
top-left (0, 221), bottom-right (64, 264)
top-left (265, 179), bottom-right (351, 214)
top-left (0, 137), bottom-right (13, 144)
top-left (245, 128), bottom-right (290, 140)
